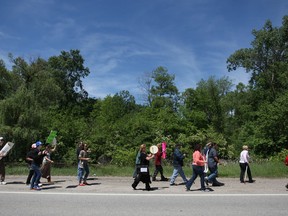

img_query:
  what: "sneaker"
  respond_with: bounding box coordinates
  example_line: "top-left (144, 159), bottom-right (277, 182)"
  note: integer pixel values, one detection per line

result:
top-left (83, 182), bottom-right (89, 185)
top-left (31, 186), bottom-right (41, 191)
top-left (38, 183), bottom-right (43, 187)
top-left (79, 183), bottom-right (86, 186)
top-left (212, 181), bottom-right (225, 186)
top-left (0, 181), bottom-right (7, 185)
top-left (201, 188), bottom-right (210, 192)
top-left (131, 184), bottom-right (136, 190)
top-left (170, 183), bottom-right (176, 186)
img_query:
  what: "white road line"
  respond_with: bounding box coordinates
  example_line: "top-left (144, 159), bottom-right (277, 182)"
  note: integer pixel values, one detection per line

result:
top-left (0, 191), bottom-right (287, 196)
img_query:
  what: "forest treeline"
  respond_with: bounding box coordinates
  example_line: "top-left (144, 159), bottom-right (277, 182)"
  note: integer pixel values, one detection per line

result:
top-left (1, 16), bottom-right (288, 166)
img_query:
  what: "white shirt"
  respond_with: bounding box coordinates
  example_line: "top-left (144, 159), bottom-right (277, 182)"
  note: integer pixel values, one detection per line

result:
top-left (239, 150), bottom-right (250, 163)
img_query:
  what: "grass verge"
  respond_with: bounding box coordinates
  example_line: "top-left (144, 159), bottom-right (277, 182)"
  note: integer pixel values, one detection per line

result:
top-left (5, 161), bottom-right (288, 178)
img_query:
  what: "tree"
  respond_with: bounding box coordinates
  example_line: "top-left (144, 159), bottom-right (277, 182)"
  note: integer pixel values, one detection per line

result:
top-left (149, 66), bottom-right (179, 110)
top-left (226, 15), bottom-right (288, 156)
top-left (227, 16), bottom-right (288, 103)
top-left (48, 49), bottom-right (90, 106)
top-left (183, 76), bottom-right (233, 133)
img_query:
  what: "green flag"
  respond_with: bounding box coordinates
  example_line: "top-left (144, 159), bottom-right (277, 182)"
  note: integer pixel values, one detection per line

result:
top-left (46, 130), bottom-right (57, 144)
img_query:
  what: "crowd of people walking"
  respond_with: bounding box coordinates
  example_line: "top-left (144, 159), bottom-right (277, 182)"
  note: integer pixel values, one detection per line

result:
top-left (3, 135), bottom-right (288, 192)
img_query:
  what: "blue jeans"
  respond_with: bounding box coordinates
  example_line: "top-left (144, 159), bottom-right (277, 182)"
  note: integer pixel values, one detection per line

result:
top-left (207, 166), bottom-right (218, 183)
top-left (186, 165), bottom-right (205, 190)
top-left (170, 165), bottom-right (187, 184)
top-left (30, 163), bottom-right (41, 189)
top-left (78, 163), bottom-right (90, 183)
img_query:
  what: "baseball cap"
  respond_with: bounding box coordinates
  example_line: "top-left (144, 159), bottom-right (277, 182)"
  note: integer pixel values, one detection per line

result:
top-left (36, 141), bottom-right (42, 147)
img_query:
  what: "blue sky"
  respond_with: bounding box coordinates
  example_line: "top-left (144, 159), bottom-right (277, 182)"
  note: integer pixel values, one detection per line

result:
top-left (0, 0), bottom-right (287, 103)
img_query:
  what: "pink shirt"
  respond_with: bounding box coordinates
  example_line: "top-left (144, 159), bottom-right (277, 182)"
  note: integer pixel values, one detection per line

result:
top-left (192, 150), bottom-right (205, 166)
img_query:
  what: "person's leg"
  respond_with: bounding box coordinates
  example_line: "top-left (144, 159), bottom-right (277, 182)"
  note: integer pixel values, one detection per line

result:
top-left (199, 167), bottom-right (205, 190)
top-left (26, 169), bottom-right (34, 185)
top-left (207, 166), bottom-right (217, 183)
top-left (145, 182), bottom-right (151, 190)
top-left (132, 173), bottom-right (141, 189)
top-left (0, 161), bottom-right (5, 182)
top-left (35, 167), bottom-right (42, 187)
top-left (30, 164), bottom-right (41, 189)
top-left (78, 167), bottom-right (84, 184)
top-left (178, 166), bottom-right (188, 183)
top-left (170, 167), bottom-right (179, 185)
top-left (30, 164), bottom-right (37, 189)
top-left (159, 165), bottom-right (166, 180)
top-left (83, 165), bottom-right (90, 184)
top-left (239, 163), bottom-right (246, 182)
top-left (152, 165), bottom-right (159, 181)
top-left (186, 165), bottom-right (196, 190)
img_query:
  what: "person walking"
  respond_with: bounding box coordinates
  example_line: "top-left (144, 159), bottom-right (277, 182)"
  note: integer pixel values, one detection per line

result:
top-left (239, 145), bottom-right (255, 183)
top-left (41, 144), bottom-right (56, 183)
top-left (132, 144), bottom-right (154, 190)
top-left (0, 137), bottom-right (7, 185)
top-left (170, 143), bottom-right (188, 186)
top-left (204, 142), bottom-right (224, 186)
top-left (25, 143), bottom-right (37, 186)
top-left (186, 144), bottom-right (209, 192)
top-left (152, 143), bottom-right (168, 181)
top-left (29, 141), bottom-right (47, 190)
top-left (78, 143), bottom-right (90, 186)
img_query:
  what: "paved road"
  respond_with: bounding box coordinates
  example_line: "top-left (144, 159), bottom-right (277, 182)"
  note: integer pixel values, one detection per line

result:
top-left (0, 176), bottom-right (287, 216)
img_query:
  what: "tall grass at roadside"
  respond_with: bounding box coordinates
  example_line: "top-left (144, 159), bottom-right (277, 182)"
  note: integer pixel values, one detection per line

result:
top-left (6, 161), bottom-right (288, 178)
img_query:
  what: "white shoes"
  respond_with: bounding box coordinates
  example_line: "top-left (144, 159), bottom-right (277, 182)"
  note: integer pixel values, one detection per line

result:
top-left (0, 181), bottom-right (7, 185)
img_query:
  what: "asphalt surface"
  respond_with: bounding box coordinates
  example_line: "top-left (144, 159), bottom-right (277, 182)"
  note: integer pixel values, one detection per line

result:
top-left (1, 175), bottom-right (288, 216)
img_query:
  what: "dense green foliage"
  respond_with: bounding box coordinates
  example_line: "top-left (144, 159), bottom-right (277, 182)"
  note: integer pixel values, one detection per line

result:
top-left (1, 16), bottom-right (288, 166)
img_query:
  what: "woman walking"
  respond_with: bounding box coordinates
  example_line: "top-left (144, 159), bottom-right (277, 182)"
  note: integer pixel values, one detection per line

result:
top-left (132, 144), bottom-right (154, 191)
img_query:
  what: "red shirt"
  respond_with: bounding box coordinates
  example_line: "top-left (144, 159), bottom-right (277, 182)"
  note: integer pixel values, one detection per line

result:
top-left (154, 151), bottom-right (162, 165)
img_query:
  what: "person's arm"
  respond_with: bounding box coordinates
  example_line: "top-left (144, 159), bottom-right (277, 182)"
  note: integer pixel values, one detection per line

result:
top-left (146, 153), bottom-right (154, 160)
top-left (78, 151), bottom-right (90, 161)
top-left (44, 155), bottom-right (54, 163)
top-left (26, 157), bottom-right (33, 163)
top-left (211, 149), bottom-right (220, 163)
top-left (51, 145), bottom-right (57, 152)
